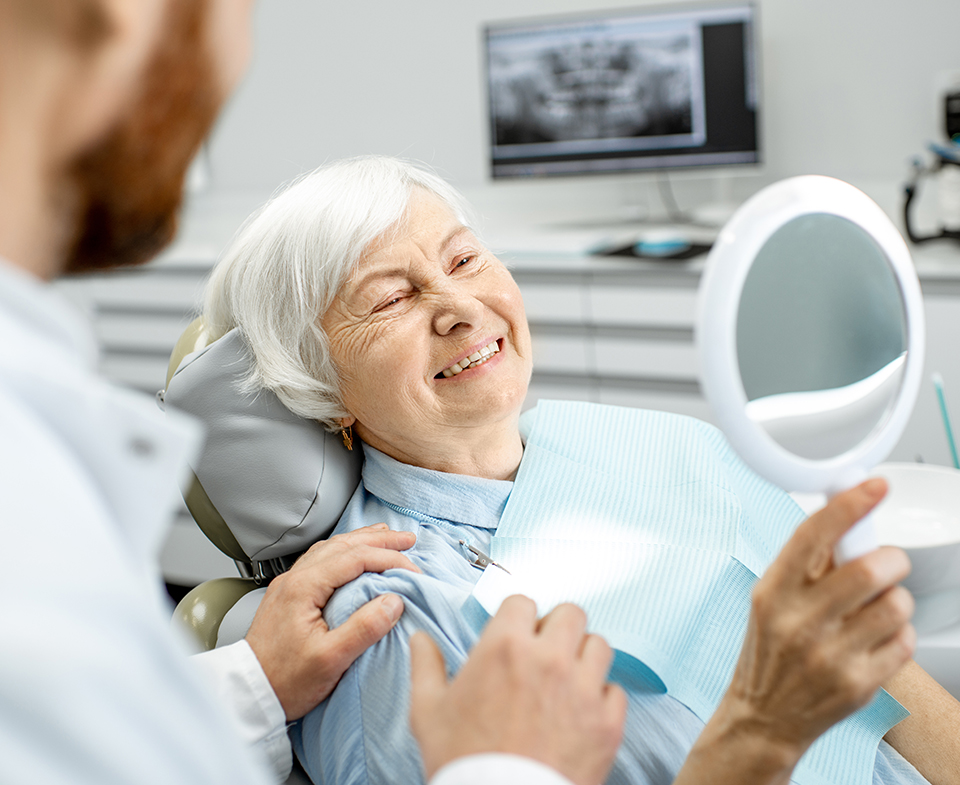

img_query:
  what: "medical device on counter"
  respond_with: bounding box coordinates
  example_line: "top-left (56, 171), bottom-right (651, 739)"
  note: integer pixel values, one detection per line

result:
top-left (903, 82), bottom-right (960, 244)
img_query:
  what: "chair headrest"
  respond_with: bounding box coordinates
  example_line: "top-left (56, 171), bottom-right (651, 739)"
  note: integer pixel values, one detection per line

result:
top-left (164, 325), bottom-right (362, 562)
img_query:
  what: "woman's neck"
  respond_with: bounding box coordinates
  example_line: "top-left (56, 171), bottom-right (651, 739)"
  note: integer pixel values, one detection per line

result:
top-left (357, 415), bottom-right (524, 481)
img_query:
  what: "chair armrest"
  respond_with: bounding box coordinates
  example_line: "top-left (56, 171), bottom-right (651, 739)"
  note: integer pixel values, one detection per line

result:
top-left (173, 577), bottom-right (261, 652)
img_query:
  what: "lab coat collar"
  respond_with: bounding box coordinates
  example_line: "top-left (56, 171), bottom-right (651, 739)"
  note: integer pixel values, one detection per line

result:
top-left (0, 256), bottom-right (99, 372)
top-left (0, 256), bottom-right (203, 562)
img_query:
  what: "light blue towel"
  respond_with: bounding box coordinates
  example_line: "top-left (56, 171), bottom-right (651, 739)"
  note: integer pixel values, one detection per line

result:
top-left (471, 400), bottom-right (909, 785)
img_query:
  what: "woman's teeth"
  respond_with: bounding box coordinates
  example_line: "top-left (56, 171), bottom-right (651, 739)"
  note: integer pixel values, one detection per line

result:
top-left (440, 341), bottom-right (500, 378)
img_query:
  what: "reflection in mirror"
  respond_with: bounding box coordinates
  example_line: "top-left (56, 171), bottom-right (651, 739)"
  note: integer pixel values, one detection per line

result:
top-left (736, 213), bottom-right (907, 460)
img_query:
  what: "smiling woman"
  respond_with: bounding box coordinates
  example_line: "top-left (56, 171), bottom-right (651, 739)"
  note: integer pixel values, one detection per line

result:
top-left (205, 160), bottom-right (489, 421)
top-left (201, 156), bottom-right (957, 785)
top-left (321, 188), bottom-right (532, 479)
top-left (205, 157), bottom-right (532, 480)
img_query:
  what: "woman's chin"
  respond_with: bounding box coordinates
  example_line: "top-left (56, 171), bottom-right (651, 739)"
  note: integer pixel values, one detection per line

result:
top-left (433, 358), bottom-right (529, 415)
top-left (440, 388), bottom-right (528, 432)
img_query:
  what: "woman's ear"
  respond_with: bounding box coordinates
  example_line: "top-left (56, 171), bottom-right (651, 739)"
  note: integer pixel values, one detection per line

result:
top-left (340, 415), bottom-right (357, 429)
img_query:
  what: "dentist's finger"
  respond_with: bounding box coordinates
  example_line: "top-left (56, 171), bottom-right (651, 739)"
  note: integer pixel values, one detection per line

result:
top-left (322, 594), bottom-right (406, 678)
top-left (289, 540), bottom-right (421, 604)
top-left (329, 524), bottom-right (418, 551)
top-left (537, 603), bottom-right (589, 654)
top-left (410, 631), bottom-right (450, 712)
top-left (579, 632), bottom-right (616, 682)
top-left (492, 594), bottom-right (540, 629)
top-left (294, 528), bottom-right (418, 570)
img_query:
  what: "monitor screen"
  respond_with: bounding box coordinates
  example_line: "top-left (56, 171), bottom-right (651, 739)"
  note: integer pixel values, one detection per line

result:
top-left (485, 3), bottom-right (759, 179)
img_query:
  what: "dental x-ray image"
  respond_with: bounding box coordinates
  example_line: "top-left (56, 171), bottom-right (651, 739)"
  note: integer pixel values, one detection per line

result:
top-left (488, 21), bottom-right (705, 154)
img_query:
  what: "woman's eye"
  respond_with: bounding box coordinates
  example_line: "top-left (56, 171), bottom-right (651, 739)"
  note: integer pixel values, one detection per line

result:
top-left (454, 254), bottom-right (474, 269)
top-left (375, 295), bottom-right (404, 312)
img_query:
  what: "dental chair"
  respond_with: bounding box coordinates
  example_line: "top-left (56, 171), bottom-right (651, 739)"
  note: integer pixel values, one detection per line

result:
top-left (161, 318), bottom-right (362, 650)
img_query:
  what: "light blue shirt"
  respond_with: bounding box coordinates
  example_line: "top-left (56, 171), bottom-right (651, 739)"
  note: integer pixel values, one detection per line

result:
top-left (291, 441), bottom-right (927, 785)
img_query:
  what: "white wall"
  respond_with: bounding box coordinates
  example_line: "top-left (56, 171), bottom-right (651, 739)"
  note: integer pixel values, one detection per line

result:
top-left (204, 0), bottom-right (960, 213)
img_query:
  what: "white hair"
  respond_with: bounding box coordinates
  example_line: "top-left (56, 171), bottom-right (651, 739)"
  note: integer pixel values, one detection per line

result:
top-left (203, 156), bottom-right (477, 430)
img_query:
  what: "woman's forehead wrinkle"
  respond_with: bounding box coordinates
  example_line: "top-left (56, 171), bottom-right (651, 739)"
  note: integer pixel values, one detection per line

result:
top-left (341, 242), bottom-right (412, 302)
top-left (339, 201), bottom-right (474, 311)
top-left (440, 225), bottom-right (473, 251)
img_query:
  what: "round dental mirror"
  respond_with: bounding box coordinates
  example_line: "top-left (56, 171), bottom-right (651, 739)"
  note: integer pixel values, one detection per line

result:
top-left (697, 176), bottom-right (925, 563)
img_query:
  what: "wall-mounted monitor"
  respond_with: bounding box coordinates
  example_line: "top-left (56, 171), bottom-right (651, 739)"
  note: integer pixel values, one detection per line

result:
top-left (484, 3), bottom-right (759, 179)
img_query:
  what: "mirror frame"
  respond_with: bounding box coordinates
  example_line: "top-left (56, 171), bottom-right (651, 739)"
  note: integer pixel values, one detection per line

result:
top-left (697, 175), bottom-right (925, 494)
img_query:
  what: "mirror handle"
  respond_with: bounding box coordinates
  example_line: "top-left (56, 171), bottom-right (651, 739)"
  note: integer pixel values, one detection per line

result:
top-left (833, 513), bottom-right (879, 565)
top-left (828, 467), bottom-right (880, 565)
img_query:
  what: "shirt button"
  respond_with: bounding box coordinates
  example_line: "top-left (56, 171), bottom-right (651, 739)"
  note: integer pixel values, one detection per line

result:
top-left (128, 436), bottom-right (156, 459)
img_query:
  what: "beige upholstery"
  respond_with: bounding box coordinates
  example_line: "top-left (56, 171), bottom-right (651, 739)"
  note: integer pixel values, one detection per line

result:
top-left (173, 577), bottom-right (261, 652)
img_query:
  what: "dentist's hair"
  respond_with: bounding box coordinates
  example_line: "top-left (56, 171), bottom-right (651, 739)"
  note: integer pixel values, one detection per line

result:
top-left (203, 155), bottom-right (476, 430)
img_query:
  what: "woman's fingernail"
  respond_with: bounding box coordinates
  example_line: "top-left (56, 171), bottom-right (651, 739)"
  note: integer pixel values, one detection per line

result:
top-left (863, 478), bottom-right (886, 497)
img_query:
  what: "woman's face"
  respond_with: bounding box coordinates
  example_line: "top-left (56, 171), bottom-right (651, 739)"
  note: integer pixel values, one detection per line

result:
top-left (321, 190), bottom-right (533, 470)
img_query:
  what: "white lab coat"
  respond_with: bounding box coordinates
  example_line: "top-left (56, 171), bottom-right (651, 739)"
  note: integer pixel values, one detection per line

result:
top-left (0, 258), bottom-right (277, 783)
top-left (0, 257), bottom-right (572, 785)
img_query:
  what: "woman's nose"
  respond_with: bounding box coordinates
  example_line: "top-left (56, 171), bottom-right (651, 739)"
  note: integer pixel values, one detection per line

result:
top-left (431, 282), bottom-right (484, 336)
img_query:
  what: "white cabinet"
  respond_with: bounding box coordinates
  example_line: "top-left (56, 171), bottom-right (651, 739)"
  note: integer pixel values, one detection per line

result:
top-left (511, 256), bottom-right (707, 421)
top-left (510, 245), bottom-right (960, 473)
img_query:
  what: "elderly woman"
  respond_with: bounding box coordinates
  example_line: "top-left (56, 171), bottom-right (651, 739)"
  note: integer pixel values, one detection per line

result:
top-left (202, 157), bottom-right (958, 785)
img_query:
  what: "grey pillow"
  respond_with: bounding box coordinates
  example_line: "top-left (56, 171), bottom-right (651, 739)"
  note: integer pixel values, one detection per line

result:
top-left (164, 328), bottom-right (362, 562)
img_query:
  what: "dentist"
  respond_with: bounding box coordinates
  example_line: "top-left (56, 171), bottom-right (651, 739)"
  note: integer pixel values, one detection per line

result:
top-left (0, 2), bottom-right (621, 784)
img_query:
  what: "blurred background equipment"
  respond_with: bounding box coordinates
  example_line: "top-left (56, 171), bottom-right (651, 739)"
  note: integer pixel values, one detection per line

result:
top-left (903, 73), bottom-right (960, 244)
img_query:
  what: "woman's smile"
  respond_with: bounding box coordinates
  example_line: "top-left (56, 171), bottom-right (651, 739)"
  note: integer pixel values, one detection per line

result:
top-left (436, 338), bottom-right (502, 379)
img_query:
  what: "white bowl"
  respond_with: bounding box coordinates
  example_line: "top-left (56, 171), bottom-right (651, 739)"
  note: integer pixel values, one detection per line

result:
top-left (869, 462), bottom-right (960, 633)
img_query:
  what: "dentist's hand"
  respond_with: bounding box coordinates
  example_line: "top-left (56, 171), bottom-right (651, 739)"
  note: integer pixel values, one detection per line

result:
top-left (679, 480), bottom-right (915, 784)
top-left (410, 595), bottom-right (626, 785)
top-left (246, 524), bottom-right (419, 721)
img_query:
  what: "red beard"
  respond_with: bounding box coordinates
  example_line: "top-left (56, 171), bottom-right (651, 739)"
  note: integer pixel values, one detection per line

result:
top-left (64, 0), bottom-right (221, 273)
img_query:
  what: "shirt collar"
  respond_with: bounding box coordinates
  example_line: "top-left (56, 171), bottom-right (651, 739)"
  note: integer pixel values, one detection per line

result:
top-left (360, 445), bottom-right (513, 531)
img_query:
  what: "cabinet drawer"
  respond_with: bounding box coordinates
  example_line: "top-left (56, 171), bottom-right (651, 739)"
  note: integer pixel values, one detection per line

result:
top-left (530, 334), bottom-right (591, 374)
top-left (521, 282), bottom-right (587, 324)
top-left (96, 312), bottom-right (195, 353)
top-left (589, 285), bottom-right (698, 329)
top-left (593, 336), bottom-right (699, 380)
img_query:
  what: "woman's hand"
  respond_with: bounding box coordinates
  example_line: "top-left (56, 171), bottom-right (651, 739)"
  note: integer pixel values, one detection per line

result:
top-left (245, 523), bottom-right (420, 721)
top-left (410, 595), bottom-right (627, 785)
top-left (678, 479), bottom-right (916, 784)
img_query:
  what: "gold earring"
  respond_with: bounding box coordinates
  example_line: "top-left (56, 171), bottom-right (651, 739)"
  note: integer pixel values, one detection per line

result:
top-left (341, 425), bottom-right (354, 451)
